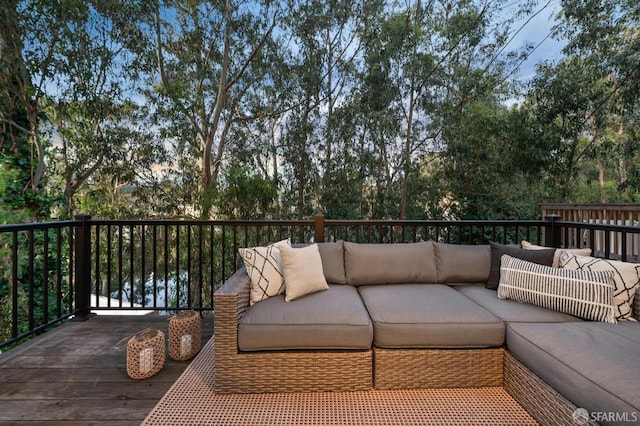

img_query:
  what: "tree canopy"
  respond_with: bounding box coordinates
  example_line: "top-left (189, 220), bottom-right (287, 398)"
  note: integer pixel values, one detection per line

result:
top-left (1, 0), bottom-right (638, 223)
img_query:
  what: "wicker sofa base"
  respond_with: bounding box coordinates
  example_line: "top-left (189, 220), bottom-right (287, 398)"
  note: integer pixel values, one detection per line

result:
top-left (373, 347), bottom-right (504, 390)
top-left (504, 351), bottom-right (593, 426)
top-left (214, 349), bottom-right (373, 394)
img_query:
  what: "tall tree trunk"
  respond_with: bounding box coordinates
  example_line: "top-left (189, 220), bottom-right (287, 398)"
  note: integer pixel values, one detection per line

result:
top-left (398, 0), bottom-right (420, 220)
top-left (324, 26), bottom-right (333, 197)
top-left (598, 162), bottom-right (605, 203)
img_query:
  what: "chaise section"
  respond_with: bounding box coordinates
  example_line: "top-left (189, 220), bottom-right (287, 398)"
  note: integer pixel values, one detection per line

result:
top-left (238, 285), bottom-right (373, 351)
top-left (214, 268), bottom-right (373, 394)
top-left (507, 322), bottom-right (640, 424)
top-left (455, 284), bottom-right (583, 323)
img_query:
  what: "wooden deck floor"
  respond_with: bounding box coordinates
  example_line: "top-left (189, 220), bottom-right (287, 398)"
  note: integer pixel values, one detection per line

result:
top-left (0, 314), bottom-right (213, 425)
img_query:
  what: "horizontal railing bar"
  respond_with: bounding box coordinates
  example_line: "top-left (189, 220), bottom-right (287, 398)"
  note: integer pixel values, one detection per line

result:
top-left (0, 220), bottom-right (80, 232)
top-left (324, 219), bottom-right (546, 226)
top-left (555, 221), bottom-right (640, 232)
top-left (541, 203), bottom-right (640, 211)
top-left (86, 219), bottom-right (315, 227)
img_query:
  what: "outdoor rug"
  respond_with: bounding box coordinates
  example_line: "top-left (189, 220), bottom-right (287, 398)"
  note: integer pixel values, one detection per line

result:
top-left (142, 337), bottom-right (537, 425)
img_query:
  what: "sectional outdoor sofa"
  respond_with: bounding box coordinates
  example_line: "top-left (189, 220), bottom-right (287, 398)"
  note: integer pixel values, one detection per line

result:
top-left (213, 240), bottom-right (640, 426)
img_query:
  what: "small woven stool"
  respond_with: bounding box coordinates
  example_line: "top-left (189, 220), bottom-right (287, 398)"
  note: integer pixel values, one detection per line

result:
top-left (169, 310), bottom-right (201, 361)
top-left (126, 328), bottom-right (165, 379)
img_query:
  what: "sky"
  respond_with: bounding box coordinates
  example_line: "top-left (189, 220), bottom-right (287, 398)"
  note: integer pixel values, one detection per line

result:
top-left (505, 0), bottom-right (567, 82)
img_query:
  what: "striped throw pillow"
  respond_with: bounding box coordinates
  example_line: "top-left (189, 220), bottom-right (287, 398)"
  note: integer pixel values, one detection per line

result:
top-left (498, 255), bottom-right (616, 323)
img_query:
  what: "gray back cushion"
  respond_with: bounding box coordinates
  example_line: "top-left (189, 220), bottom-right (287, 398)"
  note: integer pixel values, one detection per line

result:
top-left (317, 241), bottom-right (347, 284)
top-left (344, 241), bottom-right (437, 285)
top-left (293, 241), bottom-right (346, 284)
top-left (434, 243), bottom-right (490, 284)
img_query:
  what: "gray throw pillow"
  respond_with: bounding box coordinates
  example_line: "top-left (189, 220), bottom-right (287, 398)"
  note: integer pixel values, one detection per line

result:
top-left (486, 241), bottom-right (555, 290)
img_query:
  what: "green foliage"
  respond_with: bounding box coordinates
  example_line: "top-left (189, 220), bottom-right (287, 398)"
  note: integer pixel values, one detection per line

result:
top-left (533, 0), bottom-right (640, 201)
top-left (214, 164), bottom-right (278, 219)
top-left (437, 100), bottom-right (552, 220)
top-left (0, 0), bottom-right (638, 225)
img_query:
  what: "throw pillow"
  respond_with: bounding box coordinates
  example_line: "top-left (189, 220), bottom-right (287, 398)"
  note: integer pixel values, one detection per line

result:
top-left (498, 255), bottom-right (616, 323)
top-left (521, 240), bottom-right (592, 268)
top-left (279, 244), bottom-right (329, 302)
top-left (239, 239), bottom-right (291, 305)
top-left (486, 241), bottom-right (555, 290)
top-left (559, 252), bottom-right (640, 321)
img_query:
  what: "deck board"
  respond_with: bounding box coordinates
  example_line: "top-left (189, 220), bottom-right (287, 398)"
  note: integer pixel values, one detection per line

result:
top-left (0, 314), bottom-right (213, 425)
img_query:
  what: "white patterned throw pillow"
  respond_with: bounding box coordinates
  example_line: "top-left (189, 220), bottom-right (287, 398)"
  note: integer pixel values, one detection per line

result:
top-left (239, 239), bottom-right (291, 305)
top-left (559, 252), bottom-right (640, 321)
top-left (498, 255), bottom-right (616, 323)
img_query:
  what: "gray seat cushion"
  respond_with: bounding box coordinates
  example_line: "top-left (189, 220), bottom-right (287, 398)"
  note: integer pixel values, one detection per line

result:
top-left (507, 322), bottom-right (640, 422)
top-left (238, 284), bottom-right (372, 351)
top-left (456, 284), bottom-right (583, 323)
top-left (358, 284), bottom-right (504, 348)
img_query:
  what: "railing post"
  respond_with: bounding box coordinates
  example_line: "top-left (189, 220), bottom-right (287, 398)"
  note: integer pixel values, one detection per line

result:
top-left (314, 214), bottom-right (325, 243)
top-left (73, 214), bottom-right (95, 321)
top-left (544, 214), bottom-right (562, 248)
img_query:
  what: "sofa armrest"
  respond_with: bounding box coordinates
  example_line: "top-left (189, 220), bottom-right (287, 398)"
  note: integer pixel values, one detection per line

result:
top-left (214, 267), bottom-right (251, 355)
top-left (634, 287), bottom-right (640, 321)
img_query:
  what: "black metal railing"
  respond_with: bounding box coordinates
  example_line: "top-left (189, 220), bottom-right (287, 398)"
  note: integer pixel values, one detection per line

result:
top-left (87, 217), bottom-right (316, 314)
top-left (0, 219), bottom-right (78, 350)
top-left (2, 213), bottom-right (640, 350)
top-left (556, 220), bottom-right (640, 262)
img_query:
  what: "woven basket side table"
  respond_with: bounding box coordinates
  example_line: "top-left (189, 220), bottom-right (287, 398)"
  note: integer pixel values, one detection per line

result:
top-left (127, 328), bottom-right (165, 380)
top-left (169, 310), bottom-right (202, 361)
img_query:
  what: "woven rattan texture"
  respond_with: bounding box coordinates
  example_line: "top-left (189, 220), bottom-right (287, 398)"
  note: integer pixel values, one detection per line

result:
top-left (504, 351), bottom-right (597, 426)
top-left (142, 337), bottom-right (537, 426)
top-left (127, 328), bottom-right (165, 380)
top-left (169, 310), bottom-right (202, 361)
top-left (374, 347), bottom-right (503, 389)
top-left (215, 349), bottom-right (373, 393)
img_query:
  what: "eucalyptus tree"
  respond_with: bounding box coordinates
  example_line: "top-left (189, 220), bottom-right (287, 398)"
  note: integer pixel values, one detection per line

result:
top-left (2, 0), bottom-right (162, 219)
top-left (525, 57), bottom-right (609, 200)
top-left (146, 0), bottom-right (282, 219)
top-left (546, 0), bottom-right (640, 200)
top-left (353, 0), bottom-right (536, 219)
top-left (0, 0), bottom-right (53, 219)
top-left (273, 0), bottom-right (365, 219)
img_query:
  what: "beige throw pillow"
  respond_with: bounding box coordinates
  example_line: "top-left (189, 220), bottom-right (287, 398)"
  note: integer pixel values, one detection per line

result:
top-left (280, 244), bottom-right (329, 302)
top-left (239, 239), bottom-right (291, 305)
top-left (521, 240), bottom-right (592, 268)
